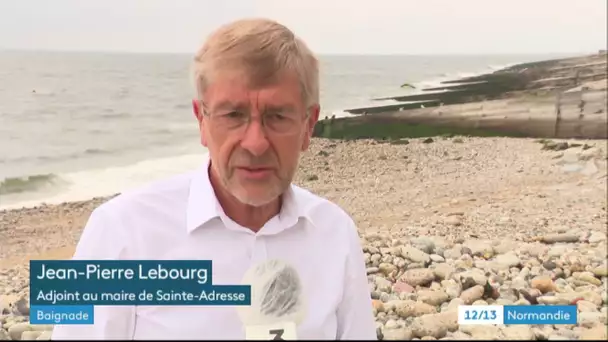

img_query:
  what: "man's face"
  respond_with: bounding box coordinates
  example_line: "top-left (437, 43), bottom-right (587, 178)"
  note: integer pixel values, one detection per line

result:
top-left (193, 70), bottom-right (319, 207)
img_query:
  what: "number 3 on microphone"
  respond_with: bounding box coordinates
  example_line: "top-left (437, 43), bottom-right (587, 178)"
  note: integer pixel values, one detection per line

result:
top-left (245, 322), bottom-right (298, 340)
top-left (269, 329), bottom-right (285, 340)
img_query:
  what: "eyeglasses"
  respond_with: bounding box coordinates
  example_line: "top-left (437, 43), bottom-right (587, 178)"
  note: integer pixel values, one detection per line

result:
top-left (200, 103), bottom-right (309, 135)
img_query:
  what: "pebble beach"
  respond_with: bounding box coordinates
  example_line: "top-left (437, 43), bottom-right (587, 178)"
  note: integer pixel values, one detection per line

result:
top-left (1, 136), bottom-right (607, 340)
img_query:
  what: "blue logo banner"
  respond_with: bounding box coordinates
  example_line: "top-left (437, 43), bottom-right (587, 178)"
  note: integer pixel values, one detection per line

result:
top-left (503, 305), bottom-right (577, 325)
top-left (30, 305), bottom-right (94, 325)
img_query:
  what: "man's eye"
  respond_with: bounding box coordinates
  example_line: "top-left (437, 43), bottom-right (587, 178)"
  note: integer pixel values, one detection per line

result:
top-left (266, 113), bottom-right (287, 121)
top-left (224, 111), bottom-right (245, 119)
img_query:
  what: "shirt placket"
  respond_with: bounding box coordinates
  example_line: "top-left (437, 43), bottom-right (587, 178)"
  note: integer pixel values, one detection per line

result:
top-left (250, 235), bottom-right (268, 266)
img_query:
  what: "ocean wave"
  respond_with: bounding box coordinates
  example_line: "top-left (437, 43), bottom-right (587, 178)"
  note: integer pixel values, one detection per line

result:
top-left (0, 174), bottom-right (63, 195)
top-left (174, 103), bottom-right (190, 110)
top-left (407, 62), bottom-right (523, 94)
top-left (83, 148), bottom-right (110, 155)
top-left (99, 110), bottom-right (131, 119)
top-left (2, 148), bottom-right (113, 164)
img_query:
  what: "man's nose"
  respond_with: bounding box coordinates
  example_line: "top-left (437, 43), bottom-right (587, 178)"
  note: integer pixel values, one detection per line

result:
top-left (239, 118), bottom-right (270, 157)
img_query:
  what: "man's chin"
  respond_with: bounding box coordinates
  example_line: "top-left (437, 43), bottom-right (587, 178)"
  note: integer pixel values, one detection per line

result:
top-left (229, 185), bottom-right (283, 207)
top-left (234, 193), bottom-right (279, 207)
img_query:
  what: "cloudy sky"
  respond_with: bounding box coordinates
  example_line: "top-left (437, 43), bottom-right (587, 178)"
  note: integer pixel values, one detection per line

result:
top-left (0, 0), bottom-right (606, 55)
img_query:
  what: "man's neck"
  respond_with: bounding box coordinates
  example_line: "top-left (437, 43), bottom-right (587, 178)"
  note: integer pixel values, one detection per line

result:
top-left (208, 165), bottom-right (281, 232)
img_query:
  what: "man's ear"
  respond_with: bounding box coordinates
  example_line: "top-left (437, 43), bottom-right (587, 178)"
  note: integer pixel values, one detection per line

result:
top-left (192, 99), bottom-right (208, 147)
top-left (301, 104), bottom-right (320, 151)
top-left (192, 99), bottom-right (202, 122)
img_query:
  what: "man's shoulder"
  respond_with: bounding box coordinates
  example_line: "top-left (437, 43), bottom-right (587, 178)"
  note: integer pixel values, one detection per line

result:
top-left (93, 169), bottom-right (196, 218)
top-left (291, 184), bottom-right (356, 230)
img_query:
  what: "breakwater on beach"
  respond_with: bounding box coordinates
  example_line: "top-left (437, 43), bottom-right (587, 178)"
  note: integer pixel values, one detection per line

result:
top-left (314, 52), bottom-right (608, 140)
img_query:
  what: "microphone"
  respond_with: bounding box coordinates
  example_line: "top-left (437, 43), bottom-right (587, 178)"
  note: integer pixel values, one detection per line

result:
top-left (236, 259), bottom-right (306, 340)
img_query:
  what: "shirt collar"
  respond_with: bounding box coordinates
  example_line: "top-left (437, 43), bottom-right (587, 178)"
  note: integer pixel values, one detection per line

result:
top-left (186, 156), bottom-right (315, 234)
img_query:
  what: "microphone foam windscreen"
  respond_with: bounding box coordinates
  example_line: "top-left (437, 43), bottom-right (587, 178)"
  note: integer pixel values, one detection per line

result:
top-left (237, 259), bottom-right (307, 326)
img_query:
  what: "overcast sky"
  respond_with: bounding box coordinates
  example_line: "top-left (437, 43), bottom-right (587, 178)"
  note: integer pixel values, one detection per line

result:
top-left (0, 0), bottom-right (606, 55)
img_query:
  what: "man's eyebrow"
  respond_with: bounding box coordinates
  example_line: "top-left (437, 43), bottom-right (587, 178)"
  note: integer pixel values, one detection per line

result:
top-left (264, 104), bottom-right (297, 113)
top-left (212, 101), bottom-right (247, 111)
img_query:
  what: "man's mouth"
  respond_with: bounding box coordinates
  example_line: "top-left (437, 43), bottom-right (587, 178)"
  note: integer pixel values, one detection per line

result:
top-left (235, 166), bottom-right (274, 179)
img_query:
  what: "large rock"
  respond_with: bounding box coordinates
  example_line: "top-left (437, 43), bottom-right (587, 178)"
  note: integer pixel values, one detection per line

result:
top-left (401, 268), bottom-right (435, 287)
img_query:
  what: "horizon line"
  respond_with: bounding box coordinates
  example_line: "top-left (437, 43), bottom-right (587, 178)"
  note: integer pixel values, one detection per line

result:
top-left (0, 47), bottom-right (598, 57)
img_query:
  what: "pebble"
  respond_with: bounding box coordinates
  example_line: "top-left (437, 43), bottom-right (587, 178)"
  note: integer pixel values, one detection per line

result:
top-left (395, 300), bottom-right (437, 318)
top-left (541, 233), bottom-right (580, 243)
top-left (8, 322), bottom-right (32, 340)
top-left (494, 252), bottom-right (521, 269)
top-left (460, 325), bottom-right (502, 339)
top-left (579, 312), bottom-right (606, 328)
top-left (462, 240), bottom-right (494, 258)
top-left (430, 254), bottom-right (445, 263)
top-left (459, 285), bottom-right (484, 304)
top-left (532, 326), bottom-right (554, 340)
top-left (433, 264), bottom-right (454, 281)
top-left (401, 246), bottom-right (431, 265)
top-left (591, 265), bottom-right (607, 278)
top-left (411, 313), bottom-right (452, 339)
top-left (531, 276), bottom-right (556, 293)
top-left (392, 281), bottom-right (415, 294)
top-left (588, 232), bottom-right (607, 243)
top-left (573, 271), bottom-right (602, 286)
top-left (418, 290), bottom-right (450, 306)
top-left (580, 324), bottom-right (608, 340)
top-left (21, 330), bottom-right (42, 340)
top-left (382, 327), bottom-right (413, 340)
top-left (501, 325), bottom-right (535, 340)
top-left (411, 237), bottom-right (436, 254)
top-left (459, 269), bottom-right (487, 288)
top-left (576, 300), bottom-right (598, 313)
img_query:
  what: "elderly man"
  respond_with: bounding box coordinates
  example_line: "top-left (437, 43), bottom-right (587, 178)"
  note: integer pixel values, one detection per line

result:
top-left (51, 18), bottom-right (376, 340)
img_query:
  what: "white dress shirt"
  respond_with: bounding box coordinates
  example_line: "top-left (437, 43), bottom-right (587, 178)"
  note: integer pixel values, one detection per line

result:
top-left (51, 157), bottom-right (377, 340)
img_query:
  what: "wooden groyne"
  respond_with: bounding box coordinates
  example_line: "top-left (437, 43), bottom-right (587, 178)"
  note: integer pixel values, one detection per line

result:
top-left (314, 52), bottom-right (607, 140)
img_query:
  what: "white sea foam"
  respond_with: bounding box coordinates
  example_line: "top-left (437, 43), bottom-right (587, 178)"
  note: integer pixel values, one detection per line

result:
top-left (0, 151), bottom-right (208, 210)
